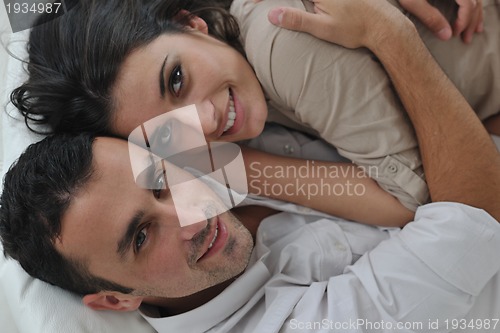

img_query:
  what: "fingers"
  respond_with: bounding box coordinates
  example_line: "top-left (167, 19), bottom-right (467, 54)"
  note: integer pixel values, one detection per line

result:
top-left (454, 0), bottom-right (477, 35)
top-left (266, 1), bottom-right (400, 50)
top-left (455, 0), bottom-right (483, 43)
top-left (399, 0), bottom-right (452, 40)
top-left (399, 0), bottom-right (483, 43)
top-left (268, 7), bottom-right (322, 36)
top-left (267, 7), bottom-right (351, 48)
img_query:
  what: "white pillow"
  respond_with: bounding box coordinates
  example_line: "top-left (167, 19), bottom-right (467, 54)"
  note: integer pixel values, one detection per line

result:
top-left (0, 27), bottom-right (156, 333)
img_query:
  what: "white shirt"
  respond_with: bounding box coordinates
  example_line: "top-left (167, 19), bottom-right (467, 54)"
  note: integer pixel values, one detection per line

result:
top-left (140, 200), bottom-right (500, 332)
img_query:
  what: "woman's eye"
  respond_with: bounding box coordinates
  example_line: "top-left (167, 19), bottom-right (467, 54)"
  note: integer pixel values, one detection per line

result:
top-left (169, 65), bottom-right (183, 97)
top-left (135, 227), bottom-right (148, 252)
top-left (152, 171), bottom-right (166, 199)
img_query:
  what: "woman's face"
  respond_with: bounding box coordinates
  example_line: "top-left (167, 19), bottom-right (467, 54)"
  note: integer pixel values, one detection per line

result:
top-left (111, 29), bottom-right (268, 142)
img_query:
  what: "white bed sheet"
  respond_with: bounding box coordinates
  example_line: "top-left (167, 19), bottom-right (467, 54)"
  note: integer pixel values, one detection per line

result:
top-left (0, 4), bottom-right (10, 175)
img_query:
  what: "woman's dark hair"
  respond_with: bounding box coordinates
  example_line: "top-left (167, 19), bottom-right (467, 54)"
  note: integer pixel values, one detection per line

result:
top-left (0, 133), bottom-right (133, 295)
top-left (10, 0), bottom-right (241, 135)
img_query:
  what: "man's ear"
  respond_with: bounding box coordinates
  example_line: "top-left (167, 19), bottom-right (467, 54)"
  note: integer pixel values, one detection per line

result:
top-left (176, 9), bottom-right (209, 34)
top-left (83, 292), bottom-right (143, 312)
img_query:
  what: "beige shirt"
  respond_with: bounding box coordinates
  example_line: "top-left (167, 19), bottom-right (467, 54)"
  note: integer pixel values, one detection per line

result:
top-left (231, 0), bottom-right (500, 210)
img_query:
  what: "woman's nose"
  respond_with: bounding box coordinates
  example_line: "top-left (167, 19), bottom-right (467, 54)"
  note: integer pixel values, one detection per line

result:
top-left (195, 100), bottom-right (217, 136)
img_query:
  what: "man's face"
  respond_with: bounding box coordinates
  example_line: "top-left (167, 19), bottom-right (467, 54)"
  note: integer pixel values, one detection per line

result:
top-left (55, 137), bottom-right (253, 299)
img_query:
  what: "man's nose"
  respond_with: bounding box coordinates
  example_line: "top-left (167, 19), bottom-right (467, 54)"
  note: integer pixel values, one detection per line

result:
top-left (179, 220), bottom-right (208, 240)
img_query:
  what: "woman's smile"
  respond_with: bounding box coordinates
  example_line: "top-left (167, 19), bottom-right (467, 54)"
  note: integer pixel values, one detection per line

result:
top-left (112, 30), bottom-right (267, 142)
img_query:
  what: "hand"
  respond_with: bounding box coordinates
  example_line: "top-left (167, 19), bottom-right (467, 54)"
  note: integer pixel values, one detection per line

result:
top-left (398, 0), bottom-right (483, 43)
top-left (253, 0), bottom-right (408, 50)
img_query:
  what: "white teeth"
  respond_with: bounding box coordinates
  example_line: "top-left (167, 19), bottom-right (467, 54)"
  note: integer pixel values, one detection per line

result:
top-left (208, 225), bottom-right (219, 249)
top-left (223, 92), bottom-right (236, 133)
top-left (224, 119), bottom-right (235, 132)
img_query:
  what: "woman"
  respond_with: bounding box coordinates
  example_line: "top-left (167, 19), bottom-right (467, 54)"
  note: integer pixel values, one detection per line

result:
top-left (230, 0), bottom-right (500, 210)
top-left (9, 0), bottom-right (499, 223)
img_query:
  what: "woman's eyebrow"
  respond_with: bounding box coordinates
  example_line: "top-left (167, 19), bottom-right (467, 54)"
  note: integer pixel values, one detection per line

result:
top-left (159, 55), bottom-right (169, 98)
top-left (117, 210), bottom-right (145, 259)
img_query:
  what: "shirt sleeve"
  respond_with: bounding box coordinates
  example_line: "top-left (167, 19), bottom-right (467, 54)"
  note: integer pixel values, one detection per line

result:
top-left (324, 202), bottom-right (500, 332)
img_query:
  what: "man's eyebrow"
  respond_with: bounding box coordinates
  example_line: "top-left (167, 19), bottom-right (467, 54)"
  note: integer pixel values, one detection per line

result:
top-left (159, 55), bottom-right (169, 98)
top-left (117, 210), bottom-right (145, 259)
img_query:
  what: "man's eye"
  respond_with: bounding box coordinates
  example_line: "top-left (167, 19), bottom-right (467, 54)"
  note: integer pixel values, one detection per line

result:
top-left (160, 123), bottom-right (172, 145)
top-left (152, 171), bottom-right (166, 199)
top-left (169, 65), bottom-right (183, 97)
top-left (135, 227), bottom-right (148, 252)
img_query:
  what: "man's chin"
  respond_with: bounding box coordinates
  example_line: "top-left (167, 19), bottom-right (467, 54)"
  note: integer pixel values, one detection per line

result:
top-left (140, 274), bottom-right (244, 315)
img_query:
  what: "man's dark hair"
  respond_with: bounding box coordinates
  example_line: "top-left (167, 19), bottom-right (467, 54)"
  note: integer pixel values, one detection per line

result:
top-left (11, 0), bottom-right (241, 135)
top-left (0, 133), bottom-right (133, 295)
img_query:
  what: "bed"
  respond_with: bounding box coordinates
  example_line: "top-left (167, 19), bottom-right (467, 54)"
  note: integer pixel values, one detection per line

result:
top-left (2, 6), bottom-right (500, 333)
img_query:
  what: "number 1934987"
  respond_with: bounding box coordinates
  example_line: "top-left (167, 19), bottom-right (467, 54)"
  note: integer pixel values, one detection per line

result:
top-left (6, 2), bottom-right (62, 14)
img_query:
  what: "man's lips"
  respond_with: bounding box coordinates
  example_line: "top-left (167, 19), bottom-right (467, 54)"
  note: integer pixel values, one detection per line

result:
top-left (197, 216), bottom-right (228, 262)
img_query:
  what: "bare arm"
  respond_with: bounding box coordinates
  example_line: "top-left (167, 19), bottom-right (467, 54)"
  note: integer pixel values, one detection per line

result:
top-left (367, 18), bottom-right (500, 216)
top-left (265, 0), bottom-right (500, 219)
top-left (242, 147), bottom-right (413, 227)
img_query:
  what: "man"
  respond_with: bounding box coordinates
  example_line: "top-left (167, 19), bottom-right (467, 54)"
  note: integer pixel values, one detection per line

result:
top-left (1, 1), bottom-right (500, 333)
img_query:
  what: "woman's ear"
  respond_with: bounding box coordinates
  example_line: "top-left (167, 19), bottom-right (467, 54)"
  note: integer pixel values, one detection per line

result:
top-left (176, 9), bottom-right (209, 34)
top-left (83, 292), bottom-right (143, 312)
